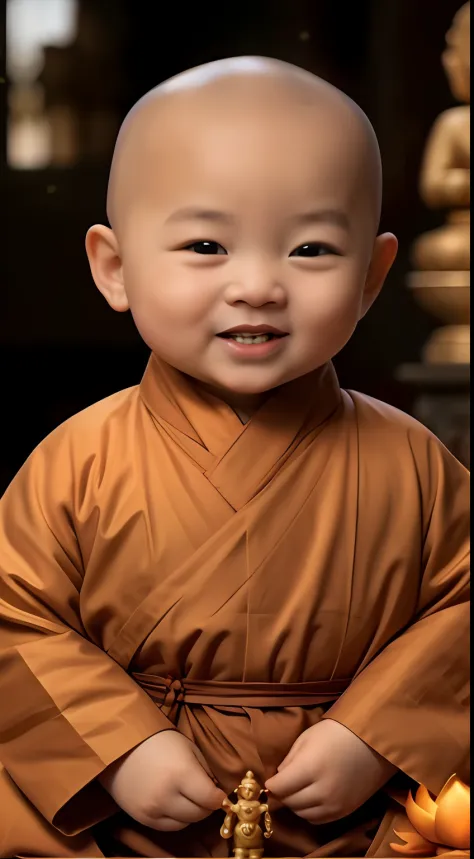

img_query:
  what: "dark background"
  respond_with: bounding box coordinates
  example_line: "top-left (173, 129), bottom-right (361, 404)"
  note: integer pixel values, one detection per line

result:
top-left (1, 0), bottom-right (465, 493)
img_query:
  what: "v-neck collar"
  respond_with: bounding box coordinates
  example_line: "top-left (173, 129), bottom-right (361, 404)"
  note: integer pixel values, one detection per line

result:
top-left (139, 354), bottom-right (342, 508)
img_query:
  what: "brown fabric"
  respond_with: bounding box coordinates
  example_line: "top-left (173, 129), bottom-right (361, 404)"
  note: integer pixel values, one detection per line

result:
top-left (131, 672), bottom-right (351, 711)
top-left (0, 354), bottom-right (469, 858)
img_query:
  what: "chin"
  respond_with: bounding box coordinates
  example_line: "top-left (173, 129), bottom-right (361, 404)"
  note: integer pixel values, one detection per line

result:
top-left (213, 372), bottom-right (290, 396)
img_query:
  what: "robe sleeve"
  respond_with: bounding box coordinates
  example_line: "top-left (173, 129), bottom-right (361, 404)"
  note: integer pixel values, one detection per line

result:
top-left (0, 431), bottom-right (175, 836)
top-left (324, 429), bottom-right (470, 795)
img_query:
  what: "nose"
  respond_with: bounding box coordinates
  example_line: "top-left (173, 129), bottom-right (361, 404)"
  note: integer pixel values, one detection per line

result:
top-left (223, 258), bottom-right (287, 308)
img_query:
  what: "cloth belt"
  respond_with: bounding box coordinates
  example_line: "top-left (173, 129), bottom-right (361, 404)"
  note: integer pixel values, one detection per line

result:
top-left (132, 672), bottom-right (350, 721)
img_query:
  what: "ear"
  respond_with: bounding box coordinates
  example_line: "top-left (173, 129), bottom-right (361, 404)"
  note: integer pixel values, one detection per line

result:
top-left (85, 224), bottom-right (129, 312)
top-left (360, 232), bottom-right (398, 318)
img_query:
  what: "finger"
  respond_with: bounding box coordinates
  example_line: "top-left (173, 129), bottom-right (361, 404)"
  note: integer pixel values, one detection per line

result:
top-left (265, 759), bottom-right (310, 798)
top-left (149, 816), bottom-right (189, 832)
top-left (169, 793), bottom-right (217, 824)
top-left (294, 805), bottom-right (339, 825)
top-left (180, 758), bottom-right (227, 811)
top-left (146, 794), bottom-right (216, 830)
top-left (276, 741), bottom-right (301, 772)
top-left (266, 736), bottom-right (305, 785)
top-left (279, 784), bottom-right (322, 812)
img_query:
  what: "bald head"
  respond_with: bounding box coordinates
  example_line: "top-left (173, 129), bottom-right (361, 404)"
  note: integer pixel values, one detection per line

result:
top-left (87, 56), bottom-right (397, 400)
top-left (106, 56), bottom-right (382, 235)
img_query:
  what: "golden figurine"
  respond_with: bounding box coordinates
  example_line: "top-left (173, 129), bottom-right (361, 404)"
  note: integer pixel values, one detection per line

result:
top-left (220, 770), bottom-right (273, 858)
top-left (409, 2), bottom-right (470, 363)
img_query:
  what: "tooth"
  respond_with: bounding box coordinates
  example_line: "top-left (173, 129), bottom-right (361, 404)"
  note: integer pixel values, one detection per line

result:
top-left (232, 334), bottom-right (271, 344)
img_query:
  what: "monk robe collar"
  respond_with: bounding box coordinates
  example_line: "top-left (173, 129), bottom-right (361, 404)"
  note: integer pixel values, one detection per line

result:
top-left (139, 354), bottom-right (342, 508)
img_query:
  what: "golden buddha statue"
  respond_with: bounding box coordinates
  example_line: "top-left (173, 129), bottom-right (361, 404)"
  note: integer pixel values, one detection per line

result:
top-left (408, 3), bottom-right (470, 363)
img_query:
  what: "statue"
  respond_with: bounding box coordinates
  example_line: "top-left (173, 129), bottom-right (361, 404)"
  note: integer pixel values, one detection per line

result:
top-left (220, 770), bottom-right (273, 858)
top-left (409, 3), bottom-right (470, 363)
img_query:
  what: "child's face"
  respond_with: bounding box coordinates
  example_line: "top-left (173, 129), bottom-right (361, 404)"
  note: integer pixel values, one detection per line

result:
top-left (89, 86), bottom-right (396, 400)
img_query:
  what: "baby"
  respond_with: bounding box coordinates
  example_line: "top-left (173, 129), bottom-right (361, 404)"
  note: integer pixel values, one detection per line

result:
top-left (0, 57), bottom-right (469, 859)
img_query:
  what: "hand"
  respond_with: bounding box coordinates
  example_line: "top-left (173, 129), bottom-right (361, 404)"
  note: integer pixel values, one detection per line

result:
top-left (99, 730), bottom-right (227, 831)
top-left (265, 718), bottom-right (397, 825)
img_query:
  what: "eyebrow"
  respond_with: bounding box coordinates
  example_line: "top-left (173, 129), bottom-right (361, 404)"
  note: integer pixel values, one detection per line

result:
top-left (165, 207), bottom-right (235, 225)
top-left (290, 209), bottom-right (350, 230)
top-left (165, 206), bottom-right (350, 230)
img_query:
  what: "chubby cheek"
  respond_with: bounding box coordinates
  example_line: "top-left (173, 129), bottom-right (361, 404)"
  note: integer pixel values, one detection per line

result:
top-left (123, 256), bottom-right (214, 349)
top-left (297, 273), bottom-right (364, 355)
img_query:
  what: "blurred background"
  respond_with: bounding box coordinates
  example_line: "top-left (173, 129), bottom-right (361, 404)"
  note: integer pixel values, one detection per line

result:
top-left (0, 0), bottom-right (469, 492)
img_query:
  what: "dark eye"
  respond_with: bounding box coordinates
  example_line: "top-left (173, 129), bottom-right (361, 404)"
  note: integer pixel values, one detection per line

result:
top-left (290, 243), bottom-right (338, 258)
top-left (184, 240), bottom-right (227, 255)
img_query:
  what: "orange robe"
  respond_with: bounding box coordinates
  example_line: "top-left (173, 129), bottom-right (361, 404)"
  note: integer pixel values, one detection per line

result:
top-left (0, 355), bottom-right (469, 858)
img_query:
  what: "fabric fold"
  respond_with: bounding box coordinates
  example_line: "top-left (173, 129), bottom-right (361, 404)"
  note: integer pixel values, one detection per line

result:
top-left (0, 357), bottom-right (469, 858)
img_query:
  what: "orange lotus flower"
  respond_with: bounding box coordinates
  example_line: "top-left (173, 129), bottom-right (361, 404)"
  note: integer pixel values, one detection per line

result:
top-left (391, 775), bottom-right (470, 856)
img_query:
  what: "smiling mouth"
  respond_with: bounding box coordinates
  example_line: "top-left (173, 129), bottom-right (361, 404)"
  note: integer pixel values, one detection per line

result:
top-left (217, 326), bottom-right (289, 345)
top-left (219, 332), bottom-right (285, 344)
